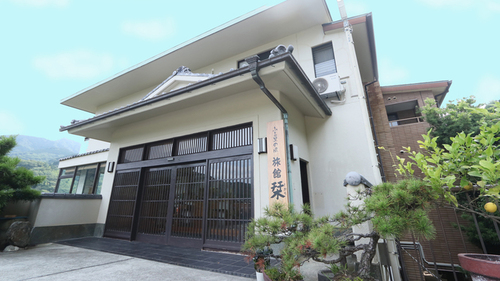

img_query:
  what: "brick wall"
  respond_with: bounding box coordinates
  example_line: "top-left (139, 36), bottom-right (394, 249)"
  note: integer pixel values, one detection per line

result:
top-left (390, 122), bottom-right (429, 178)
top-left (366, 82), bottom-right (398, 182)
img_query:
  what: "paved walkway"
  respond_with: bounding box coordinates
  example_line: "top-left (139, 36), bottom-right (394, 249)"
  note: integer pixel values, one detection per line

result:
top-left (58, 237), bottom-right (257, 277)
top-left (0, 242), bottom-right (253, 281)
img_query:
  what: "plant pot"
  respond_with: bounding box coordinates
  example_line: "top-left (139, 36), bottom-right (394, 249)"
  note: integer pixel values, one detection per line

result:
top-left (256, 272), bottom-right (264, 281)
top-left (458, 253), bottom-right (500, 281)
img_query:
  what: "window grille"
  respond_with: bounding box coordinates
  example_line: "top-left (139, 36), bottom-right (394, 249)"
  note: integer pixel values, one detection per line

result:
top-left (177, 135), bottom-right (207, 155)
top-left (212, 125), bottom-right (252, 150)
top-left (147, 141), bottom-right (173, 160)
top-left (119, 147), bottom-right (144, 163)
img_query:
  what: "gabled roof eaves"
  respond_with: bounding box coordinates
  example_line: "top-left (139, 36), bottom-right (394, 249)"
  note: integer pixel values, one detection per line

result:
top-left (59, 52), bottom-right (331, 132)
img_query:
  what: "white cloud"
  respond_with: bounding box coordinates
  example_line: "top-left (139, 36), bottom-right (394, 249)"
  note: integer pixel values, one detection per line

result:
top-left (378, 58), bottom-right (410, 85)
top-left (33, 49), bottom-right (127, 80)
top-left (121, 18), bottom-right (176, 41)
top-left (0, 112), bottom-right (24, 136)
top-left (9, 0), bottom-right (69, 8)
top-left (473, 75), bottom-right (500, 103)
top-left (417, 0), bottom-right (500, 17)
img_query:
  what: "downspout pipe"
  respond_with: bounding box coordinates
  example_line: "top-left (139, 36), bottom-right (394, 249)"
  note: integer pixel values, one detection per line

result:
top-left (364, 78), bottom-right (386, 182)
top-left (245, 55), bottom-right (294, 204)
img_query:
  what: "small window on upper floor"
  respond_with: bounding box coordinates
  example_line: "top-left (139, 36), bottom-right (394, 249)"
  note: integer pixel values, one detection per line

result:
top-left (312, 42), bottom-right (337, 78)
top-left (237, 49), bottom-right (272, 68)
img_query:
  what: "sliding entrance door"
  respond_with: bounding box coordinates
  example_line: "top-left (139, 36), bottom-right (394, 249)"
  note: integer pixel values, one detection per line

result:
top-left (135, 167), bottom-right (173, 244)
top-left (168, 163), bottom-right (206, 247)
top-left (205, 156), bottom-right (252, 250)
top-left (104, 123), bottom-right (253, 250)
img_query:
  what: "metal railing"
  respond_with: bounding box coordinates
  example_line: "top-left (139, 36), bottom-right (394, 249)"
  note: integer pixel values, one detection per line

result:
top-left (389, 116), bottom-right (424, 127)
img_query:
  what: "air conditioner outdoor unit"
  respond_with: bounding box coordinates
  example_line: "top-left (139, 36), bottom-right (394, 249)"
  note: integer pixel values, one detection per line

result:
top-left (312, 73), bottom-right (345, 100)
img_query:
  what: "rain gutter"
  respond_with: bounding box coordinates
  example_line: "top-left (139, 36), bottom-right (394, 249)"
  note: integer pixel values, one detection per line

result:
top-left (364, 79), bottom-right (386, 182)
top-left (245, 55), bottom-right (294, 204)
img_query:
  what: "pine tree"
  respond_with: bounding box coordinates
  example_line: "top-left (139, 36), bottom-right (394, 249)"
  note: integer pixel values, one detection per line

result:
top-left (0, 136), bottom-right (43, 211)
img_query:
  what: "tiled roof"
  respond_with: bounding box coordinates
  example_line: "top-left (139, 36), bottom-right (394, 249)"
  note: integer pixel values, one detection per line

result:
top-left (59, 148), bottom-right (109, 161)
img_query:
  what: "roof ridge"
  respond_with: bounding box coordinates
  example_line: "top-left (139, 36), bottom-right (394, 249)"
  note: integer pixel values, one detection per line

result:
top-left (59, 148), bottom-right (110, 161)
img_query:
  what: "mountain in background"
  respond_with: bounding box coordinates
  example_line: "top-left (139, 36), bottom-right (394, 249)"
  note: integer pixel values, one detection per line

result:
top-left (2, 135), bottom-right (81, 193)
top-left (7, 135), bottom-right (80, 163)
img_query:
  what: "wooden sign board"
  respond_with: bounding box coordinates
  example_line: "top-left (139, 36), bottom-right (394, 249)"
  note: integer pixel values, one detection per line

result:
top-left (267, 120), bottom-right (289, 205)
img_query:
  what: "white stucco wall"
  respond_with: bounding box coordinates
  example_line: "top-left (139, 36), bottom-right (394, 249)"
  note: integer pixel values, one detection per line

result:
top-left (278, 93), bottom-right (311, 208)
top-left (86, 139), bottom-right (110, 152)
top-left (33, 198), bottom-right (101, 227)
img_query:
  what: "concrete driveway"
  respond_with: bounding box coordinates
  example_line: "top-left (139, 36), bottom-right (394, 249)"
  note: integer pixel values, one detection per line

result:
top-left (0, 243), bottom-right (252, 281)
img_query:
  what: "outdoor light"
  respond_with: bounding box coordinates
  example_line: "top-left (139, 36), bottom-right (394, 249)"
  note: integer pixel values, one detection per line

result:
top-left (258, 138), bottom-right (267, 154)
top-left (107, 162), bottom-right (115, 173)
top-left (289, 144), bottom-right (298, 161)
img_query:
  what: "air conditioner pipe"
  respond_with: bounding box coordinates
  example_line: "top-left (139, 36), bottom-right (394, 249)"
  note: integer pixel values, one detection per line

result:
top-left (245, 55), bottom-right (294, 204)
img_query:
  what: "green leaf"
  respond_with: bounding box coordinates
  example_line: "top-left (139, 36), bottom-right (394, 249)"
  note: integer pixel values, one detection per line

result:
top-left (477, 181), bottom-right (486, 188)
top-left (486, 186), bottom-right (500, 197)
top-left (485, 146), bottom-right (493, 157)
top-left (479, 160), bottom-right (496, 173)
top-left (460, 177), bottom-right (469, 187)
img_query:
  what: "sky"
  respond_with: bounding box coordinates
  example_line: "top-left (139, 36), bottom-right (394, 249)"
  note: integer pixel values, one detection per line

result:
top-left (1, 0), bottom-right (499, 148)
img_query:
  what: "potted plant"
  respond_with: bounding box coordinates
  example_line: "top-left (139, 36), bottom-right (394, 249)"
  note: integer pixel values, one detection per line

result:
top-left (245, 246), bottom-right (272, 281)
top-left (242, 179), bottom-right (438, 280)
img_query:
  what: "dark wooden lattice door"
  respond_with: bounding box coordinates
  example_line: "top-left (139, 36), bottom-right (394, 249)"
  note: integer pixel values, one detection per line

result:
top-left (204, 155), bottom-right (253, 250)
top-left (135, 167), bottom-right (173, 244)
top-left (104, 169), bottom-right (141, 239)
top-left (168, 163), bottom-right (206, 248)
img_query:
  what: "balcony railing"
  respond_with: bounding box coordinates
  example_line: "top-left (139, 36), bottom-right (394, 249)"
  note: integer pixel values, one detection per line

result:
top-left (389, 116), bottom-right (424, 127)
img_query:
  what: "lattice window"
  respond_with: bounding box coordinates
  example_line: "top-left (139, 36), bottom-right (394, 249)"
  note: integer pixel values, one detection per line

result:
top-left (212, 124), bottom-right (252, 150)
top-left (119, 147), bottom-right (144, 163)
top-left (177, 135), bottom-right (207, 155)
top-left (147, 141), bottom-right (173, 160)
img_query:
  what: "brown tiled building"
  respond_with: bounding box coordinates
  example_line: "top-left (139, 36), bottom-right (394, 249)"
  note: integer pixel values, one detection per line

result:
top-left (366, 80), bottom-right (486, 281)
top-left (366, 80), bottom-right (451, 182)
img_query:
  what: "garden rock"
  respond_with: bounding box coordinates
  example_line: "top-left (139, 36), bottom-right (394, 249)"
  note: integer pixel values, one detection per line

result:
top-left (3, 245), bottom-right (20, 252)
top-left (7, 221), bottom-right (31, 247)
